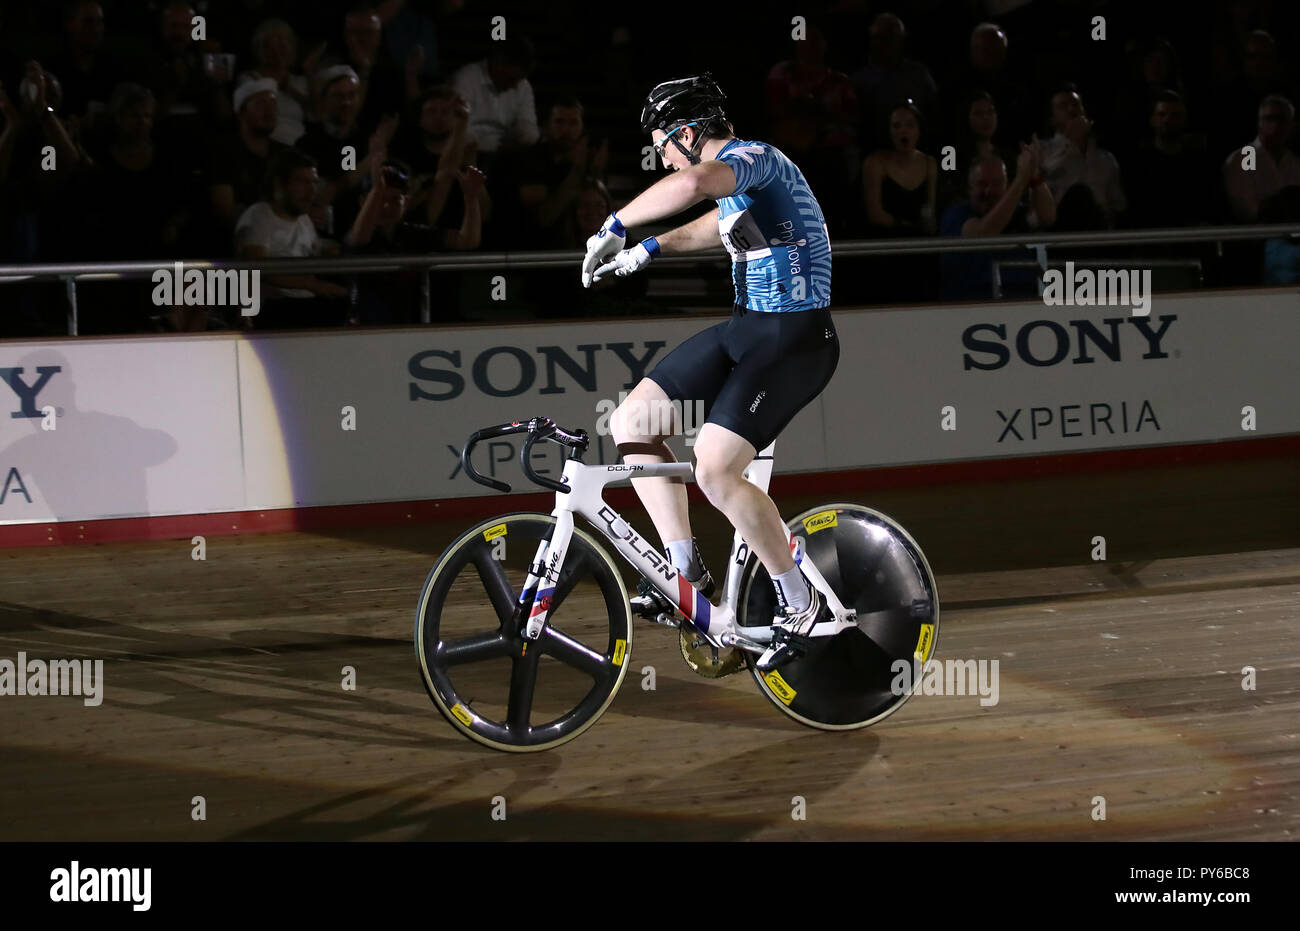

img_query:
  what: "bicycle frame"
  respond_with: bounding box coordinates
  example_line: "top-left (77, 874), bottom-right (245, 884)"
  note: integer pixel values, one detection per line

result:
top-left (515, 441), bottom-right (858, 652)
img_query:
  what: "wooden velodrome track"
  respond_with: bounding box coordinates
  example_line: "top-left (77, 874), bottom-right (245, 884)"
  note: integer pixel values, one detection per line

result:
top-left (1, 453), bottom-right (1297, 841)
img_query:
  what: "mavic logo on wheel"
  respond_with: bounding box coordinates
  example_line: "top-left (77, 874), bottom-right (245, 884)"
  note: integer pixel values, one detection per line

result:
top-left (763, 670), bottom-right (797, 705)
top-left (802, 511), bottom-right (838, 534)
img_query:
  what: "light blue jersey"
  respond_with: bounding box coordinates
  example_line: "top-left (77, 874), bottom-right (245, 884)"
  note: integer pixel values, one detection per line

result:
top-left (714, 138), bottom-right (832, 312)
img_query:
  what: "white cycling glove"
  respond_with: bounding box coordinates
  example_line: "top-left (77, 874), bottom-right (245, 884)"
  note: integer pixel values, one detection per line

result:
top-left (592, 238), bottom-right (660, 281)
top-left (581, 213), bottom-right (627, 288)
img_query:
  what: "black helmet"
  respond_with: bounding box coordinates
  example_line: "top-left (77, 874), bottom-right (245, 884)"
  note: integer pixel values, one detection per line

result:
top-left (640, 73), bottom-right (728, 134)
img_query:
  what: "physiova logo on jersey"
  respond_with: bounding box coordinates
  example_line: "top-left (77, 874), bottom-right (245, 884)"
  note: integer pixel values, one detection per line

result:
top-left (770, 219), bottom-right (807, 276)
top-left (961, 315), bottom-right (1175, 371)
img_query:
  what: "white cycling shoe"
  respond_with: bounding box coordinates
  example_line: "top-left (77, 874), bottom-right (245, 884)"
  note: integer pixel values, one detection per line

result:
top-left (756, 585), bottom-right (828, 671)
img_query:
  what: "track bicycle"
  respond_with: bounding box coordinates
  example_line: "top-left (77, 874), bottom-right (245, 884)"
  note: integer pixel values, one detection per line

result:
top-left (415, 416), bottom-right (939, 752)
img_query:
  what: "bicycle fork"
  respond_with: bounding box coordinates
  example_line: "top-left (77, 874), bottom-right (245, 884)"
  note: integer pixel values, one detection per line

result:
top-left (517, 510), bottom-right (576, 640)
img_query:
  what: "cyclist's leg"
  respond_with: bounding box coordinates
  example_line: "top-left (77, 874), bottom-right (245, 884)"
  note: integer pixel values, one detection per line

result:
top-left (611, 376), bottom-right (691, 544)
top-left (692, 423), bottom-right (794, 577)
top-left (612, 316), bottom-right (733, 565)
top-left (699, 306), bottom-right (840, 601)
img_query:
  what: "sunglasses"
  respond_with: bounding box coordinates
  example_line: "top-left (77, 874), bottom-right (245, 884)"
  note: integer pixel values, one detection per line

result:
top-left (653, 122), bottom-right (698, 158)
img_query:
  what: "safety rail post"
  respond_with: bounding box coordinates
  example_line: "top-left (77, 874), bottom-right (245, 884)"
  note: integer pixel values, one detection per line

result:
top-left (64, 276), bottom-right (79, 336)
top-left (1034, 244), bottom-right (1048, 297)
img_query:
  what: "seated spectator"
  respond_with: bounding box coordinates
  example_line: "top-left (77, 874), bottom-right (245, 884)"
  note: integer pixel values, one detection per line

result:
top-left (1206, 30), bottom-right (1299, 162)
top-left (235, 148), bottom-right (349, 329)
top-left (0, 63), bottom-right (87, 332)
top-left (298, 65), bottom-right (397, 236)
top-left (862, 100), bottom-right (936, 235)
top-left (1114, 37), bottom-right (1185, 160)
top-left (339, 4), bottom-right (406, 134)
top-left (939, 90), bottom-right (1017, 214)
top-left (861, 100), bottom-right (938, 304)
top-left (344, 156), bottom-right (485, 324)
top-left (564, 179), bottom-right (614, 251)
top-left (765, 25), bottom-right (858, 150)
top-left (944, 23), bottom-right (1030, 147)
top-left (383, 0), bottom-right (439, 89)
top-left (451, 36), bottom-right (539, 165)
top-left (147, 0), bottom-right (228, 144)
top-left (6, 63), bottom-right (86, 245)
top-left (210, 78), bottom-right (288, 244)
top-left (6, 61), bottom-right (84, 176)
top-left (494, 96), bottom-right (608, 248)
top-left (940, 145), bottom-right (1056, 300)
top-left (394, 85), bottom-right (483, 233)
top-left (1223, 95), bottom-right (1300, 222)
top-left (852, 13), bottom-right (937, 152)
top-left (240, 18), bottom-right (311, 145)
top-left (1039, 84), bottom-right (1126, 228)
top-left (1123, 91), bottom-right (1215, 228)
top-left (80, 83), bottom-right (197, 260)
top-left (48, 0), bottom-right (122, 141)
top-left (350, 155), bottom-right (485, 252)
top-left (1259, 186), bottom-right (1300, 284)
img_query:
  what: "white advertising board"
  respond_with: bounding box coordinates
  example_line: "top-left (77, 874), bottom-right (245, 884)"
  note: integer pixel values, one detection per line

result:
top-left (2, 289), bottom-right (1296, 524)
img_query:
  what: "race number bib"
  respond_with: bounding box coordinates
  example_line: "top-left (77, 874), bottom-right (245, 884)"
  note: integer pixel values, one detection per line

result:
top-left (719, 209), bottom-right (766, 259)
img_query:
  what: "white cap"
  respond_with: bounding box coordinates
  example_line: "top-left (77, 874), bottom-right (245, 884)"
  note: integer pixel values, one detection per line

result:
top-left (315, 64), bottom-right (360, 91)
top-left (233, 77), bottom-right (278, 113)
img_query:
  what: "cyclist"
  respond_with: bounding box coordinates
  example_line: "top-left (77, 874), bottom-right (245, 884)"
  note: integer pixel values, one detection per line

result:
top-left (580, 74), bottom-right (837, 670)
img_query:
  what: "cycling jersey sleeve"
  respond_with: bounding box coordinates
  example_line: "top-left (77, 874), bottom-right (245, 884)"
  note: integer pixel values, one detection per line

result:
top-left (718, 144), bottom-right (780, 196)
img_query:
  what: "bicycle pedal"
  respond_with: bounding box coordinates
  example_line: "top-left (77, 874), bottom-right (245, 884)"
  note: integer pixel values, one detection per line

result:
top-left (633, 578), bottom-right (675, 616)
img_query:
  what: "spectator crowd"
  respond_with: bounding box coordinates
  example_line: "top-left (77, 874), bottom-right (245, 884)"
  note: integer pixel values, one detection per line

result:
top-left (1, 0), bottom-right (1298, 334)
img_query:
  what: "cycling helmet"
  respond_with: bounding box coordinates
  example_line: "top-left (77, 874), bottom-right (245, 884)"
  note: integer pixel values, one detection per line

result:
top-left (640, 73), bottom-right (729, 164)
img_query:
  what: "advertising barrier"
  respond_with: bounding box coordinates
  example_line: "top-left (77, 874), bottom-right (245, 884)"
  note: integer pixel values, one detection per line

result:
top-left (1, 289), bottom-right (1297, 527)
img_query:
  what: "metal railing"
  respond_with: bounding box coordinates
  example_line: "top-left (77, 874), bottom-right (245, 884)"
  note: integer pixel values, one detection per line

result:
top-left (990, 258), bottom-right (1207, 299)
top-left (1, 223), bottom-right (1296, 335)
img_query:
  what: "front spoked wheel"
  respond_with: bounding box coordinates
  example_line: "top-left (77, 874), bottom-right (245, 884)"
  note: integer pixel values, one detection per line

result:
top-left (415, 512), bottom-right (631, 752)
top-left (736, 504), bottom-right (939, 730)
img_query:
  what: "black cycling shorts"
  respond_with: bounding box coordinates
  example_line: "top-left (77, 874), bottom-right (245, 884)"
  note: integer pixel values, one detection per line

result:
top-left (647, 304), bottom-right (839, 453)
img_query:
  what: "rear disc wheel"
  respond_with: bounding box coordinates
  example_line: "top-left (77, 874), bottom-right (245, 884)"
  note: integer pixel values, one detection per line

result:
top-left (736, 504), bottom-right (939, 729)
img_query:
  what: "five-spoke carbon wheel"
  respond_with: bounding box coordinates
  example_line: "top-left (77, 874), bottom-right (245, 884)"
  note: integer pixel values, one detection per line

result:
top-left (415, 512), bottom-right (631, 751)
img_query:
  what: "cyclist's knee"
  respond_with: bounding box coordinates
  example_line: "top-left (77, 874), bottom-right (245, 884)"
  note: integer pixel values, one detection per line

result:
top-left (610, 402), bottom-right (651, 444)
top-left (693, 451), bottom-right (742, 503)
top-left (611, 383), bottom-right (675, 443)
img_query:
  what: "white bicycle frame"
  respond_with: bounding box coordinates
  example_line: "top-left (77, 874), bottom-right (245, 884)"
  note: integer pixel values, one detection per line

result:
top-left (515, 440), bottom-right (859, 652)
